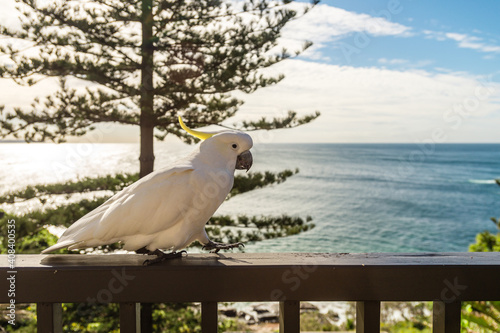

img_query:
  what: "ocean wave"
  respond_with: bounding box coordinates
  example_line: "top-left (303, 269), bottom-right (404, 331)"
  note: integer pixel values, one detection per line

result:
top-left (468, 179), bottom-right (497, 184)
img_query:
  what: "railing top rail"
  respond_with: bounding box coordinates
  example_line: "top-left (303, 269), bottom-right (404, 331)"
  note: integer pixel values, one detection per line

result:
top-left (3, 252), bottom-right (500, 269)
top-left (2, 253), bottom-right (500, 303)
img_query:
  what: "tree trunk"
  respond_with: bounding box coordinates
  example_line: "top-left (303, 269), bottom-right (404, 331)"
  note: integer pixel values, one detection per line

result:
top-left (139, 0), bottom-right (155, 178)
top-left (139, 121), bottom-right (155, 178)
top-left (139, 0), bottom-right (156, 325)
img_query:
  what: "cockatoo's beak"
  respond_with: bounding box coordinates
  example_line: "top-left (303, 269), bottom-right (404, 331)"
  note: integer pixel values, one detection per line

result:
top-left (236, 150), bottom-right (253, 172)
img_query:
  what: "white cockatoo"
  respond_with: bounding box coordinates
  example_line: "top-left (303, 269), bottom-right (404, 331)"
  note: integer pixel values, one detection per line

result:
top-left (42, 117), bottom-right (253, 264)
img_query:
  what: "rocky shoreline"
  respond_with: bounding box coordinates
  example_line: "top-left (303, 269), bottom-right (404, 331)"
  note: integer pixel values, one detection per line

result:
top-left (218, 301), bottom-right (354, 331)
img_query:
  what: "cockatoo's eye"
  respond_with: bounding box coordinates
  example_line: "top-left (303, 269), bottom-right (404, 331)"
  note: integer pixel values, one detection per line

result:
top-left (231, 143), bottom-right (238, 150)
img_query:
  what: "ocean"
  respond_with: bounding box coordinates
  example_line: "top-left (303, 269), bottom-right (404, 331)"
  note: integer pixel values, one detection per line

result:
top-left (1, 142), bottom-right (499, 253)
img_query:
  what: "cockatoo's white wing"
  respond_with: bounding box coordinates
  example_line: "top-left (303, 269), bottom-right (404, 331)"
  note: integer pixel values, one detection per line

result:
top-left (93, 166), bottom-right (196, 239)
top-left (41, 162), bottom-right (198, 253)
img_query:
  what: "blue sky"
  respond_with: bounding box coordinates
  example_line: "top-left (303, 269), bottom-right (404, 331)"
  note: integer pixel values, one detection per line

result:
top-left (0, 0), bottom-right (499, 144)
top-left (322, 0), bottom-right (500, 75)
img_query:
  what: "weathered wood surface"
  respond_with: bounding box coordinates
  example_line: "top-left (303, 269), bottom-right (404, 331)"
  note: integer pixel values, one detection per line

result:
top-left (1, 253), bottom-right (499, 303)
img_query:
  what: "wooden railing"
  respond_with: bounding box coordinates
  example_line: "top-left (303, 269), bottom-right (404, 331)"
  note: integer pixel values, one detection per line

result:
top-left (1, 253), bottom-right (500, 333)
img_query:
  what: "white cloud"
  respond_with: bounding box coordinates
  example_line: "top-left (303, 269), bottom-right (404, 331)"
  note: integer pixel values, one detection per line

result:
top-left (445, 32), bottom-right (500, 53)
top-left (281, 4), bottom-right (412, 60)
top-left (378, 58), bottom-right (433, 69)
top-left (425, 30), bottom-right (500, 54)
top-left (231, 60), bottom-right (500, 143)
top-left (445, 32), bottom-right (471, 42)
top-left (3, 60), bottom-right (499, 144)
top-left (286, 4), bottom-right (412, 39)
top-left (378, 58), bottom-right (409, 65)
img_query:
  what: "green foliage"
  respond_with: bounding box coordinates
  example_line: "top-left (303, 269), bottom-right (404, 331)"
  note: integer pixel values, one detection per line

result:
top-left (241, 110), bottom-right (322, 131)
top-left (16, 229), bottom-right (62, 255)
top-left (469, 211), bottom-right (500, 252)
top-left (63, 303), bottom-right (120, 332)
top-left (381, 321), bottom-right (432, 333)
top-left (380, 302), bottom-right (432, 333)
top-left (300, 310), bottom-right (343, 331)
top-left (151, 303), bottom-right (201, 333)
top-left (464, 179), bottom-right (500, 332)
top-left (462, 302), bottom-right (500, 333)
top-left (0, 303), bottom-right (37, 332)
top-left (0, 302), bottom-right (245, 332)
top-left (230, 169), bottom-right (298, 197)
top-left (0, 198), bottom-right (106, 253)
top-left (0, 173), bottom-right (138, 204)
top-left (2, 206), bottom-right (314, 255)
top-left (0, 169), bottom-right (296, 203)
top-left (468, 231), bottom-right (500, 252)
top-left (204, 214), bottom-right (315, 247)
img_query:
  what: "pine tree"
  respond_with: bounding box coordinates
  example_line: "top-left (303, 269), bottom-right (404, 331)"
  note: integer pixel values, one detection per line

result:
top-left (1, 3), bottom-right (320, 328)
top-left (0, 0), bottom-right (319, 177)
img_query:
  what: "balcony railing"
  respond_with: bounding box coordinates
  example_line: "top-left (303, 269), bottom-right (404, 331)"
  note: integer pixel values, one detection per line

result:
top-left (1, 252), bottom-right (500, 333)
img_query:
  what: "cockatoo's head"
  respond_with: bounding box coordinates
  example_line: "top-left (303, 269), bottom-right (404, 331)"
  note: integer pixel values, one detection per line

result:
top-left (179, 117), bottom-right (253, 172)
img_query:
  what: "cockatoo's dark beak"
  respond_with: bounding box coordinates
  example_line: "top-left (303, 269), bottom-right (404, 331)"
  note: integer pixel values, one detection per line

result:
top-left (236, 150), bottom-right (253, 172)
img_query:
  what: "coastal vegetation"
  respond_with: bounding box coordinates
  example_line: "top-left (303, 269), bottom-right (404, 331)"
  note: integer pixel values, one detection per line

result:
top-left (462, 179), bottom-right (500, 333)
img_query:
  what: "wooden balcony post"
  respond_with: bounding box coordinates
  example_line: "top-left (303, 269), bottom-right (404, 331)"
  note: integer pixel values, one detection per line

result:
top-left (433, 301), bottom-right (461, 333)
top-left (120, 302), bottom-right (140, 333)
top-left (141, 303), bottom-right (153, 333)
top-left (37, 302), bottom-right (62, 333)
top-left (356, 301), bottom-right (380, 333)
top-left (201, 301), bottom-right (218, 333)
top-left (279, 300), bottom-right (300, 333)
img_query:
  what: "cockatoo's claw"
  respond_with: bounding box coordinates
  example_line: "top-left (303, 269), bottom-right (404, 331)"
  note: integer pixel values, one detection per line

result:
top-left (202, 241), bottom-right (245, 253)
top-left (142, 250), bottom-right (187, 266)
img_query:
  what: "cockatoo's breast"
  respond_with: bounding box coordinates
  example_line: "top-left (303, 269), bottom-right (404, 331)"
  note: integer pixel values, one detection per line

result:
top-left (184, 166), bottom-right (234, 228)
top-left (123, 166), bottom-right (235, 251)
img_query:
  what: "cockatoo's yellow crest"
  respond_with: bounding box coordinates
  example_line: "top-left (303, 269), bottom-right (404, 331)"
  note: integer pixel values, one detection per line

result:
top-left (178, 116), bottom-right (215, 140)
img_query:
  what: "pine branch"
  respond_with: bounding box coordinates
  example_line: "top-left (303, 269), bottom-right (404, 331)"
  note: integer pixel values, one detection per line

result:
top-left (0, 173), bottom-right (138, 204)
top-left (230, 169), bottom-right (298, 197)
top-left (239, 110), bottom-right (321, 131)
top-left (0, 79), bottom-right (139, 142)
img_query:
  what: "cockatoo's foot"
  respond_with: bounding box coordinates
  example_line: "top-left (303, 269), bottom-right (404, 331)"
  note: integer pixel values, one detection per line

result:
top-left (202, 241), bottom-right (245, 254)
top-left (135, 246), bottom-right (154, 255)
top-left (135, 247), bottom-right (166, 256)
top-left (142, 250), bottom-right (187, 266)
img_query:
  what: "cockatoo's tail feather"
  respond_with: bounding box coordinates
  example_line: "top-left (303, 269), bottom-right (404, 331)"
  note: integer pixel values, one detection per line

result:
top-left (41, 240), bottom-right (83, 253)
